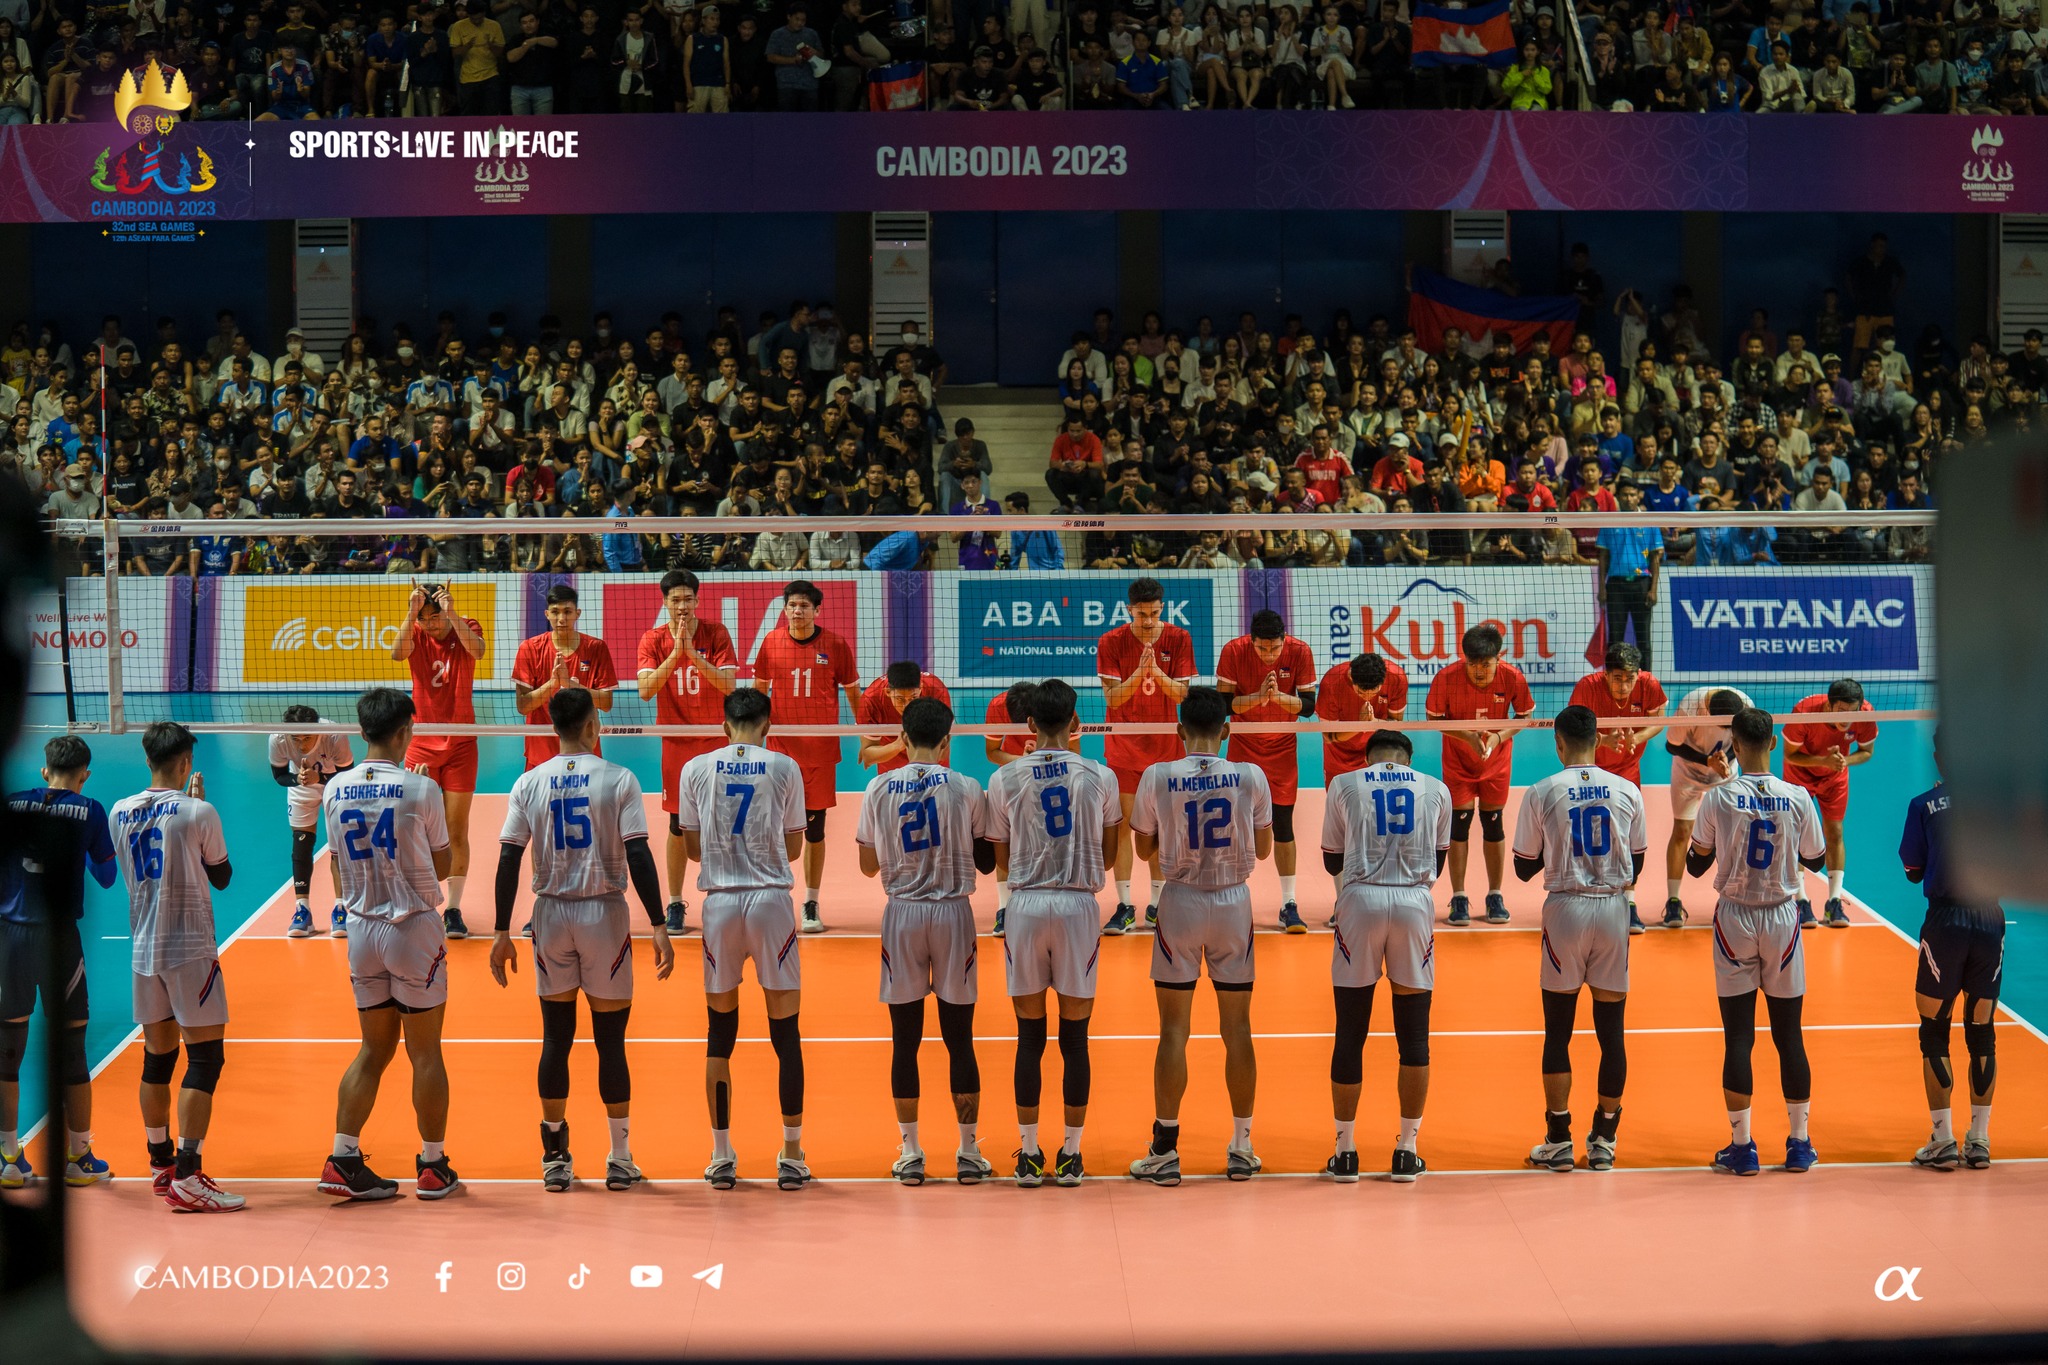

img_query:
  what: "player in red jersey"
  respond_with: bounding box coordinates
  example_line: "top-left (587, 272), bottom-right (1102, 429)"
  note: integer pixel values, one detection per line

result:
top-left (391, 581), bottom-right (485, 940)
top-left (1096, 577), bottom-right (1195, 935)
top-left (635, 569), bottom-right (738, 935)
top-left (1567, 642), bottom-right (1667, 934)
top-left (1216, 610), bottom-right (1318, 932)
top-left (1425, 623), bottom-right (1533, 927)
top-left (982, 680), bottom-right (1038, 939)
top-left (856, 661), bottom-right (954, 773)
top-left (754, 579), bottom-right (861, 933)
top-left (514, 584), bottom-right (618, 771)
top-left (1782, 678), bottom-right (1878, 930)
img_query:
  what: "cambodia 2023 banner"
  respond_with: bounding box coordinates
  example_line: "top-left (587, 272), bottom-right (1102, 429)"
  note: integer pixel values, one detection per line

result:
top-left (3, 99), bottom-right (2040, 224)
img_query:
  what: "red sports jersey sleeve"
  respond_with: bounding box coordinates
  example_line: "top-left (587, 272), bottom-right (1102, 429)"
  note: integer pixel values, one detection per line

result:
top-left (856, 674), bottom-right (952, 773)
top-left (408, 619), bottom-right (480, 726)
top-left (1786, 695), bottom-right (1876, 756)
top-left (986, 693), bottom-right (1032, 756)
top-left (1427, 662), bottom-right (1529, 777)
top-left (518, 632), bottom-right (619, 766)
top-left (757, 626), bottom-right (855, 772)
top-left (1100, 623), bottom-right (1195, 773)
top-left (638, 622), bottom-right (736, 727)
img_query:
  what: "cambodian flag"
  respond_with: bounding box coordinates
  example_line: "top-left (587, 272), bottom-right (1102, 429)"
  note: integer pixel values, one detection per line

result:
top-left (1406, 269), bottom-right (1579, 357)
top-left (1411, 0), bottom-right (1518, 68)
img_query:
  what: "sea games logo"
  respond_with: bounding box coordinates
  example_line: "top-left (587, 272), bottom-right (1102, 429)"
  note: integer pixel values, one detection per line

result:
top-left (1963, 124), bottom-right (2014, 204)
top-left (87, 59), bottom-right (215, 242)
top-left (1324, 575), bottom-right (1582, 681)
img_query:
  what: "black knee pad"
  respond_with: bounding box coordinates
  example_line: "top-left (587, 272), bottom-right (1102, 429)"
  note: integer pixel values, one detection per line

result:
top-left (1271, 804), bottom-right (1295, 844)
top-left (804, 810), bottom-right (827, 844)
top-left (291, 828), bottom-right (315, 894)
top-left (180, 1038), bottom-right (225, 1094)
top-left (1718, 992), bottom-right (1757, 1095)
top-left (140, 1046), bottom-right (179, 1085)
top-left (888, 1001), bottom-right (925, 1100)
top-left (936, 999), bottom-right (979, 1096)
top-left (1057, 1015), bottom-right (1091, 1108)
top-left (1014, 1014), bottom-right (1048, 1107)
top-left (61, 1024), bottom-right (90, 1087)
top-left (1391, 990), bottom-right (1431, 1069)
top-left (0, 1021), bottom-right (25, 1083)
top-left (669, 812), bottom-right (687, 838)
top-left (705, 1007), bottom-right (740, 1060)
top-left (768, 1013), bottom-right (804, 1116)
top-left (537, 997), bottom-right (576, 1100)
top-left (1765, 993), bottom-right (1810, 1103)
top-left (1478, 808), bottom-right (1506, 843)
top-left (1965, 1016), bottom-right (1997, 1095)
top-left (1449, 808), bottom-right (1475, 842)
top-left (591, 1005), bottom-right (631, 1106)
top-left (1330, 984), bottom-right (1373, 1085)
top-left (1592, 998), bottom-right (1627, 1098)
top-left (1540, 989), bottom-right (1577, 1075)
top-left (1918, 1014), bottom-right (1953, 1090)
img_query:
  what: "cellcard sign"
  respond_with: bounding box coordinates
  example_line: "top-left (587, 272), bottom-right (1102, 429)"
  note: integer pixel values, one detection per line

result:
top-left (956, 575), bottom-right (1216, 682)
top-left (1665, 570), bottom-right (1926, 679)
top-left (1289, 569), bottom-right (1602, 685)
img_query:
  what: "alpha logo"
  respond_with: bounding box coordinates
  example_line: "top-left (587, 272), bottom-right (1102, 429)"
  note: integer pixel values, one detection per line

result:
top-left (89, 60), bottom-right (217, 201)
top-left (1326, 577), bottom-right (1569, 678)
top-left (1963, 124), bottom-right (2014, 204)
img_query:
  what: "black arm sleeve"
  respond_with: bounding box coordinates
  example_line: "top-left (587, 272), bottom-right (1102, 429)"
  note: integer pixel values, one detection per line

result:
top-left (204, 859), bottom-right (232, 891)
top-left (1513, 852), bottom-right (1544, 882)
top-left (1436, 849), bottom-right (1448, 878)
top-left (271, 764), bottom-right (297, 788)
top-left (1296, 687), bottom-right (1316, 720)
top-left (495, 843), bottom-right (524, 934)
top-left (1685, 845), bottom-right (1715, 878)
top-left (973, 837), bottom-right (997, 875)
top-left (1798, 853), bottom-right (1827, 873)
top-left (624, 836), bottom-right (664, 926)
top-left (1324, 851), bottom-right (1345, 876)
top-left (1904, 868), bottom-right (1924, 883)
top-left (1632, 850), bottom-right (1647, 883)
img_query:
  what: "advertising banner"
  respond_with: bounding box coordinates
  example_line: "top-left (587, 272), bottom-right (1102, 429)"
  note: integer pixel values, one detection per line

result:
top-left (593, 573), bottom-right (875, 687)
top-left (952, 572), bottom-right (1222, 683)
top-left (1657, 566), bottom-right (1932, 684)
top-left (215, 577), bottom-right (510, 690)
top-left (28, 578), bottom-right (178, 694)
top-left (1288, 568), bottom-right (1604, 688)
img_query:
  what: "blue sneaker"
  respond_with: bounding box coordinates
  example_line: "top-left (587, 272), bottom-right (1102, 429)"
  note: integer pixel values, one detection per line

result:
top-left (0, 1145), bottom-right (31, 1188)
top-left (1627, 901), bottom-right (1645, 935)
top-left (1103, 903), bottom-right (1136, 936)
top-left (287, 903), bottom-right (316, 938)
top-left (1278, 901), bottom-right (1307, 934)
top-left (991, 909), bottom-right (1005, 938)
top-left (1447, 894), bottom-right (1471, 927)
top-left (65, 1147), bottom-right (112, 1186)
top-left (664, 900), bottom-right (687, 935)
top-left (1713, 1140), bottom-right (1761, 1176)
top-left (330, 906), bottom-right (348, 938)
top-left (1784, 1136), bottom-right (1819, 1172)
top-left (1485, 892), bottom-right (1511, 925)
top-left (1796, 899), bottom-right (1816, 930)
top-left (1822, 898), bottom-right (1849, 929)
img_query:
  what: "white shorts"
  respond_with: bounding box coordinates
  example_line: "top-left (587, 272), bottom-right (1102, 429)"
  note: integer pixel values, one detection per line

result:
top-left (1332, 884), bottom-right (1436, 990)
top-left (286, 782), bottom-right (323, 830)
top-left (1712, 899), bottom-right (1805, 999)
top-left (132, 958), bottom-right (228, 1028)
top-left (1002, 889), bottom-right (1100, 999)
top-left (1669, 758), bottom-right (1730, 822)
top-left (347, 911), bottom-right (450, 1011)
top-left (1152, 882), bottom-right (1254, 987)
top-left (533, 892), bottom-right (634, 1000)
top-left (1538, 892), bottom-right (1631, 994)
top-left (701, 889), bottom-right (801, 995)
top-left (880, 897), bottom-right (979, 1005)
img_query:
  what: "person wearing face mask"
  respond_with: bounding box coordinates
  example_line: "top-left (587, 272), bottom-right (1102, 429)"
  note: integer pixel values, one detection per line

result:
top-left (280, 328), bottom-right (325, 379)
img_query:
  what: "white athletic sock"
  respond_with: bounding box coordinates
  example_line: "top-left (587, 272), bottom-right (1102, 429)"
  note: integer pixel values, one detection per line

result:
top-left (1146, 880), bottom-right (1162, 910)
top-left (334, 1132), bottom-right (361, 1158)
top-left (958, 1121), bottom-right (978, 1151)
top-left (898, 1120), bottom-right (920, 1153)
top-left (781, 1125), bottom-right (802, 1146)
top-left (1334, 1119), bottom-right (1356, 1154)
top-left (178, 1136), bottom-right (203, 1155)
top-left (296, 898), bottom-right (309, 911)
top-left (1230, 1116), bottom-right (1253, 1149)
top-left (1397, 1117), bottom-right (1421, 1152)
top-left (542, 1118), bottom-right (565, 1133)
top-left (1825, 870), bottom-right (1845, 900)
top-left (1728, 1108), bottom-right (1751, 1144)
top-left (446, 874), bottom-right (465, 909)
top-left (1062, 1124), bottom-right (1084, 1155)
top-left (67, 1128), bottom-right (92, 1156)
top-left (804, 886), bottom-right (820, 905)
top-left (1969, 1104), bottom-right (1991, 1142)
top-left (995, 882), bottom-right (1011, 910)
top-left (145, 1125), bottom-right (169, 1145)
top-left (1279, 875), bottom-right (1298, 904)
top-left (1020, 1121), bottom-right (1039, 1154)
top-left (0, 1128), bottom-right (16, 1154)
top-left (1929, 1107), bottom-right (1952, 1142)
top-left (608, 1116), bottom-right (630, 1159)
top-left (711, 1128), bottom-right (735, 1161)
top-left (421, 1140), bottom-right (444, 1163)
top-left (1115, 879), bottom-right (1132, 907)
top-left (1666, 877), bottom-right (1682, 900)
top-left (1786, 1101), bottom-right (1810, 1141)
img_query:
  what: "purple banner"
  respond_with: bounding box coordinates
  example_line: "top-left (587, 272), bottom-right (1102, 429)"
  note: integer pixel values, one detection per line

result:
top-left (2, 110), bottom-right (2038, 222)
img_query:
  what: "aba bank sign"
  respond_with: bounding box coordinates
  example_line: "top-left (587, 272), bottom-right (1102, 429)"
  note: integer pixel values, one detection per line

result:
top-left (957, 575), bottom-right (1213, 681)
top-left (1669, 572), bottom-right (1919, 675)
top-left (1314, 573), bottom-right (1591, 681)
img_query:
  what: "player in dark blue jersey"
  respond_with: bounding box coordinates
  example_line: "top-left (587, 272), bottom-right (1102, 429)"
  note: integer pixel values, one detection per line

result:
top-left (1902, 732), bottom-right (2004, 1171)
top-left (0, 736), bottom-right (118, 1187)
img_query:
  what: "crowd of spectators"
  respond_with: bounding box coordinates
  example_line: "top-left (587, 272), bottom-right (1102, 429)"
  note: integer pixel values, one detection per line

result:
top-left (1037, 235), bottom-right (2027, 569)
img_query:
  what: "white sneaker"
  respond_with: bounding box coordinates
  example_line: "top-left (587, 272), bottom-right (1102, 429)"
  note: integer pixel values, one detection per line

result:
top-left (1128, 1146), bottom-right (1182, 1186)
top-left (1911, 1136), bottom-right (1961, 1170)
top-left (800, 902), bottom-right (825, 934)
top-left (1225, 1143), bottom-right (1262, 1180)
top-left (704, 1155), bottom-right (738, 1189)
top-left (891, 1145), bottom-right (926, 1186)
top-left (1527, 1139), bottom-right (1575, 1172)
top-left (776, 1152), bottom-right (812, 1190)
top-left (955, 1146), bottom-right (994, 1185)
top-left (165, 1170), bottom-right (246, 1212)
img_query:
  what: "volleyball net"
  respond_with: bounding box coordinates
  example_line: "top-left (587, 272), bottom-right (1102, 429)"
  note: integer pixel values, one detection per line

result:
top-left (35, 508), bottom-right (1939, 744)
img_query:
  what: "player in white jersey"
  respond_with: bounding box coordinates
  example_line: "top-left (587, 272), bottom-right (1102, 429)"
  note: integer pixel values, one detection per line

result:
top-left (271, 705), bottom-right (355, 939)
top-left (1319, 729), bottom-right (1452, 1184)
top-left (1686, 706), bottom-right (1828, 1177)
top-left (492, 688), bottom-right (675, 1194)
top-left (316, 688), bottom-right (460, 1204)
top-left (1511, 706), bottom-right (1649, 1173)
top-left (1660, 685), bottom-right (1750, 928)
top-left (677, 686), bottom-right (812, 1192)
top-left (982, 681), bottom-right (1038, 940)
top-left (984, 678), bottom-right (1121, 1189)
top-left (111, 723), bottom-right (242, 1212)
top-left (1126, 687), bottom-right (1272, 1188)
top-left (855, 697), bottom-right (997, 1186)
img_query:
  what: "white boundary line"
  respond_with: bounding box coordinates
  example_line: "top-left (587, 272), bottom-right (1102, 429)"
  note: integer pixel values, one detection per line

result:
top-left (1842, 879), bottom-right (2048, 1046)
